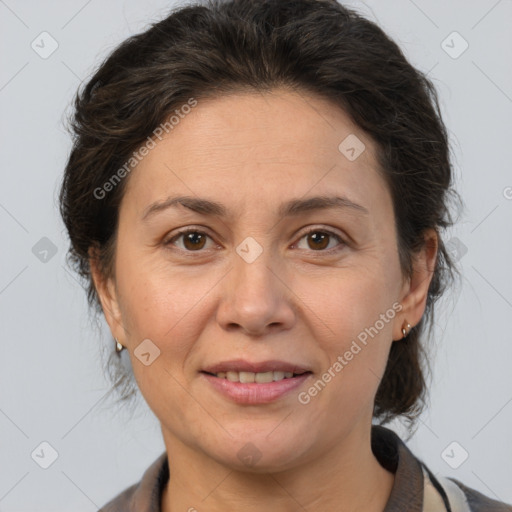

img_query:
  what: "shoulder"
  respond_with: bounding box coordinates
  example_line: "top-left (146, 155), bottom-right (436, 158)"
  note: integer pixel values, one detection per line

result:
top-left (98, 483), bottom-right (138, 512)
top-left (421, 456), bottom-right (512, 511)
top-left (371, 425), bottom-right (512, 511)
top-left (97, 452), bottom-right (169, 512)
top-left (445, 476), bottom-right (512, 512)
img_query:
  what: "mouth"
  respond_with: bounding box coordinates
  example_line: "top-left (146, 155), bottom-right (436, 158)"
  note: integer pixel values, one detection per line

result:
top-left (201, 370), bottom-right (311, 383)
top-left (199, 360), bottom-right (313, 404)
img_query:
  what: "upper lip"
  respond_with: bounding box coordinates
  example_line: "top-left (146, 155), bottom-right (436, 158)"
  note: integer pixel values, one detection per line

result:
top-left (202, 359), bottom-right (312, 374)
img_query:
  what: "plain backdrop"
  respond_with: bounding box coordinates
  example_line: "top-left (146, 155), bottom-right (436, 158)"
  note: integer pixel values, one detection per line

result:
top-left (1, 0), bottom-right (511, 510)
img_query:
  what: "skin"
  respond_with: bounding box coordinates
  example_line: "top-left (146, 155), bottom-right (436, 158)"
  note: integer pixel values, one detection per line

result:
top-left (91, 87), bottom-right (437, 511)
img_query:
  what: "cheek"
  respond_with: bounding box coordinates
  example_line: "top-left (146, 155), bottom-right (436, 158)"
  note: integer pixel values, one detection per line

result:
top-left (303, 264), bottom-right (400, 402)
top-left (115, 254), bottom-right (223, 374)
top-left (114, 260), bottom-right (208, 420)
top-left (317, 265), bottom-right (398, 342)
top-left (116, 252), bottom-right (193, 332)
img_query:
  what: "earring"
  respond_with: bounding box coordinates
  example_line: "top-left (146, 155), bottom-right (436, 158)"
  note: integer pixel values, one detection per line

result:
top-left (401, 321), bottom-right (412, 339)
top-left (115, 338), bottom-right (125, 353)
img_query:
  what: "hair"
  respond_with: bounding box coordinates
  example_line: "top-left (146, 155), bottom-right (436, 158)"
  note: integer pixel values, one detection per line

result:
top-left (59, 0), bottom-right (461, 428)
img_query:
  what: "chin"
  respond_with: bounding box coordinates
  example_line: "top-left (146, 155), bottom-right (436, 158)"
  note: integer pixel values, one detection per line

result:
top-left (203, 427), bottom-right (312, 473)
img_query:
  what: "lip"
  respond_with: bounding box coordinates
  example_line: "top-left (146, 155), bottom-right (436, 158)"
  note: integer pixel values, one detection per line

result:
top-left (201, 372), bottom-right (312, 404)
top-left (201, 359), bottom-right (311, 374)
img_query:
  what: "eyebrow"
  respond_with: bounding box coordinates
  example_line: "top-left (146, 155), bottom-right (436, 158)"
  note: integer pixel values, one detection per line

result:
top-left (141, 194), bottom-right (369, 222)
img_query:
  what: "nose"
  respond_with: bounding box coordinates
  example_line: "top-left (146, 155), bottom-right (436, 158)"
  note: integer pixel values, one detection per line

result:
top-left (215, 249), bottom-right (296, 337)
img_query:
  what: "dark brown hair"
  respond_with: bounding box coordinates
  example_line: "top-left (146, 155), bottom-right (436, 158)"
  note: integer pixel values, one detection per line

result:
top-left (59, 0), bottom-right (461, 426)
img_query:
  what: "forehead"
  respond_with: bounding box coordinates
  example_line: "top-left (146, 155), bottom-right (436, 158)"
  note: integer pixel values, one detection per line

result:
top-left (121, 88), bottom-right (388, 219)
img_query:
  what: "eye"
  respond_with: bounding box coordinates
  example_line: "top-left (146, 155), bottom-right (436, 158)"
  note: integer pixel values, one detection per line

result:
top-left (164, 226), bottom-right (347, 254)
top-left (164, 229), bottom-right (215, 251)
top-left (294, 227), bottom-right (346, 252)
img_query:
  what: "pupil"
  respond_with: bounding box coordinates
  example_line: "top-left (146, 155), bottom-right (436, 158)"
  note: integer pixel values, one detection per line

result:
top-left (185, 232), bottom-right (204, 250)
top-left (310, 232), bottom-right (328, 250)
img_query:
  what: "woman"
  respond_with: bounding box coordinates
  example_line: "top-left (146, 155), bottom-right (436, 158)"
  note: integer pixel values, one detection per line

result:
top-left (59, 0), bottom-right (512, 510)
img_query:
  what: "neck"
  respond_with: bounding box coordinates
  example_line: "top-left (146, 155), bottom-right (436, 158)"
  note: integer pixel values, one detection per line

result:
top-left (160, 422), bottom-right (395, 512)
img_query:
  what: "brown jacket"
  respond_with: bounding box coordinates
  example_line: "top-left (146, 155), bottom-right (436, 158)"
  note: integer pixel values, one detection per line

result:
top-left (98, 426), bottom-right (512, 511)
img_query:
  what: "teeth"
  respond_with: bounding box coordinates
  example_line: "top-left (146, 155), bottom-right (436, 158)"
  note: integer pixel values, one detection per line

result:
top-left (227, 371), bottom-right (238, 382)
top-left (213, 370), bottom-right (298, 382)
top-left (255, 371), bottom-right (273, 383)
top-left (240, 371), bottom-right (255, 383)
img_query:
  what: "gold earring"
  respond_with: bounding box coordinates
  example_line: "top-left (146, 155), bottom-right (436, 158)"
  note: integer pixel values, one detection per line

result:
top-left (115, 338), bottom-right (125, 353)
top-left (401, 321), bottom-right (412, 339)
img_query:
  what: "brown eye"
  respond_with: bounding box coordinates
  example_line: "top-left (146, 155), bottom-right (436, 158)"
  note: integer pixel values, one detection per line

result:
top-left (182, 231), bottom-right (207, 250)
top-left (165, 230), bottom-right (213, 251)
top-left (296, 228), bottom-right (345, 252)
top-left (306, 232), bottom-right (329, 250)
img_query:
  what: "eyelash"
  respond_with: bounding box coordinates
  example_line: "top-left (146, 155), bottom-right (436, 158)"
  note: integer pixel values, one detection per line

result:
top-left (163, 226), bottom-right (347, 255)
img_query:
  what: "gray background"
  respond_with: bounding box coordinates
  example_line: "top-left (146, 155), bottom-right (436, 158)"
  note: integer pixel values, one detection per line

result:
top-left (1, 0), bottom-right (511, 510)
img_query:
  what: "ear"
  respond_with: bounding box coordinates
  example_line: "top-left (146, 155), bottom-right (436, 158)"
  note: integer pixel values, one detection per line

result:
top-left (394, 228), bottom-right (438, 341)
top-left (88, 246), bottom-right (126, 343)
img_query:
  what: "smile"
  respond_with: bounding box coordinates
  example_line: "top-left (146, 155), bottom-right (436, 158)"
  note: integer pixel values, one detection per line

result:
top-left (200, 371), bottom-right (312, 404)
top-left (204, 370), bottom-right (309, 383)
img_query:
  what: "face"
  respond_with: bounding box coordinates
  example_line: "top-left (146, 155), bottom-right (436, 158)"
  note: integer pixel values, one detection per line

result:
top-left (94, 88), bottom-right (435, 472)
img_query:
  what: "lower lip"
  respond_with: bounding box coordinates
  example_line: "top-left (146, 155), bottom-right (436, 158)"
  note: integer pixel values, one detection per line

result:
top-left (201, 372), bottom-right (312, 404)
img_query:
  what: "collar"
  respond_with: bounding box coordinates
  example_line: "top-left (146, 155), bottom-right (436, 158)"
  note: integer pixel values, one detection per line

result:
top-left (372, 425), bottom-right (425, 511)
top-left (118, 425), bottom-right (427, 511)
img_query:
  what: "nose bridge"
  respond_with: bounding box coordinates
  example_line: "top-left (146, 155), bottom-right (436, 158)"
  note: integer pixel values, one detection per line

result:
top-left (217, 238), bottom-right (294, 334)
top-left (233, 239), bottom-right (280, 311)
